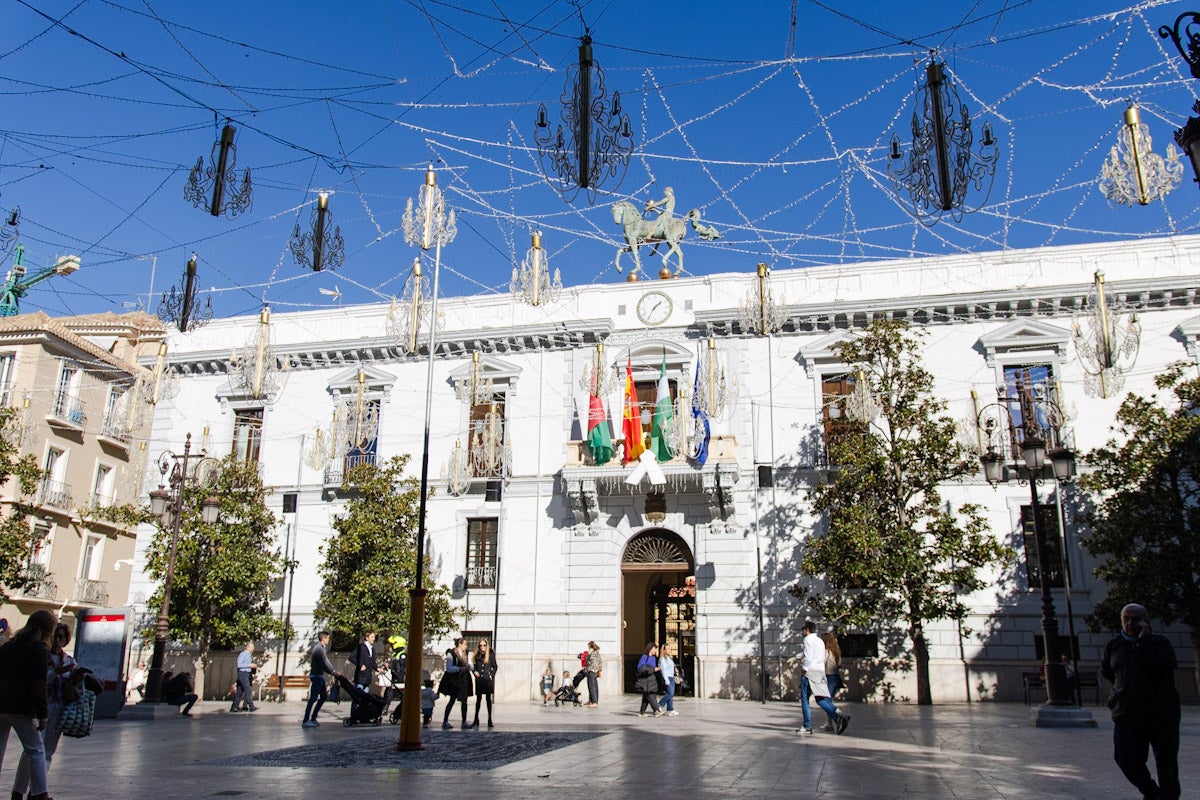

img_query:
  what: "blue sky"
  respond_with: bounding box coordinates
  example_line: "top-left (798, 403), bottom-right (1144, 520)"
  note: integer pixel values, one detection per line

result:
top-left (1, 0), bottom-right (1197, 321)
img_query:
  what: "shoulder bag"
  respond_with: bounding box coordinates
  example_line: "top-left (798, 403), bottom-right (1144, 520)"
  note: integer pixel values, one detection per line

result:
top-left (57, 688), bottom-right (96, 738)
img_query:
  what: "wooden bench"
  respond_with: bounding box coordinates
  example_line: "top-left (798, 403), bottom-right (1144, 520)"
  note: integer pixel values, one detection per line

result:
top-left (1021, 671), bottom-right (1045, 705)
top-left (259, 674), bottom-right (311, 700)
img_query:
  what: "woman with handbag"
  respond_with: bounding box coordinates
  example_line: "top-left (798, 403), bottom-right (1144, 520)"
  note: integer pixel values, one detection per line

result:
top-left (12, 622), bottom-right (76, 800)
top-left (634, 643), bottom-right (663, 718)
top-left (583, 641), bottom-right (602, 709)
top-left (469, 638), bottom-right (497, 729)
top-left (0, 610), bottom-right (56, 800)
top-left (438, 638), bottom-right (471, 729)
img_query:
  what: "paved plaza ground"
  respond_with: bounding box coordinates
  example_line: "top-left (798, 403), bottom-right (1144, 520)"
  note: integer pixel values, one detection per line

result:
top-left (8, 697), bottom-right (1197, 799)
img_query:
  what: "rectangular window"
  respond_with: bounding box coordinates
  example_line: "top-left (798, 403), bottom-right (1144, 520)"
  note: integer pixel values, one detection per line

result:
top-left (0, 353), bottom-right (15, 406)
top-left (821, 374), bottom-right (865, 463)
top-left (29, 520), bottom-right (53, 568)
top-left (468, 395), bottom-right (506, 478)
top-left (344, 398), bottom-right (379, 472)
top-left (1020, 504), bottom-right (1065, 589)
top-left (53, 363), bottom-right (83, 424)
top-left (231, 408), bottom-right (263, 462)
top-left (92, 465), bottom-right (113, 507)
top-left (1002, 365), bottom-right (1062, 460)
top-left (462, 630), bottom-right (492, 654)
top-left (466, 518), bottom-right (498, 588)
top-left (79, 534), bottom-right (104, 580)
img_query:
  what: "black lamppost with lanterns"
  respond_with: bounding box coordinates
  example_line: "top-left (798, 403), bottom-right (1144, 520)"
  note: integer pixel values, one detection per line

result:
top-left (141, 433), bottom-right (220, 704)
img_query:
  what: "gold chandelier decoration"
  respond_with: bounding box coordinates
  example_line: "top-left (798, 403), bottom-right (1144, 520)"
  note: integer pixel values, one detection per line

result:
top-left (1072, 270), bottom-right (1141, 398)
top-left (228, 307), bottom-right (290, 400)
top-left (386, 257), bottom-right (441, 355)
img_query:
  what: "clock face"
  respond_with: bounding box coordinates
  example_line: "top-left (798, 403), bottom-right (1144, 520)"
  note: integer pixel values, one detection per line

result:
top-left (636, 290), bottom-right (673, 326)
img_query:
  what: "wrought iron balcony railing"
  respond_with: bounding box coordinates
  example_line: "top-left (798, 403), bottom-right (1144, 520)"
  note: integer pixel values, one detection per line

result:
top-left (73, 578), bottom-right (109, 606)
top-left (37, 478), bottom-right (73, 510)
top-left (49, 394), bottom-right (87, 428)
top-left (323, 452), bottom-right (378, 486)
top-left (99, 413), bottom-right (132, 445)
top-left (466, 565), bottom-right (497, 588)
top-left (18, 564), bottom-right (57, 600)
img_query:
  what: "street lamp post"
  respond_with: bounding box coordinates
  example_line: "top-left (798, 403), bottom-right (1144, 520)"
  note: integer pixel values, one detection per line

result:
top-left (977, 390), bottom-right (1095, 727)
top-left (397, 166), bottom-right (456, 751)
top-left (141, 433), bottom-right (220, 704)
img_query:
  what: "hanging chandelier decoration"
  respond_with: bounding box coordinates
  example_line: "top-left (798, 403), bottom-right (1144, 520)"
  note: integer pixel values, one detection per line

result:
top-left (1072, 270), bottom-right (1141, 399)
top-left (888, 60), bottom-right (999, 225)
top-left (386, 257), bottom-right (441, 356)
top-left (304, 424), bottom-right (335, 471)
top-left (136, 343), bottom-right (180, 406)
top-left (737, 263), bottom-right (785, 335)
top-left (404, 165), bottom-right (457, 252)
top-left (1098, 105), bottom-right (1181, 206)
top-left (510, 231), bottom-right (562, 306)
top-left (534, 34), bottom-right (634, 204)
top-left (578, 342), bottom-right (618, 396)
top-left (845, 368), bottom-right (880, 424)
top-left (184, 122), bottom-right (252, 218)
top-left (0, 203), bottom-right (19, 257)
top-left (470, 406), bottom-right (510, 478)
top-left (228, 306), bottom-right (289, 400)
top-left (443, 439), bottom-right (473, 496)
top-left (455, 352), bottom-right (495, 407)
top-left (694, 338), bottom-right (732, 419)
top-left (157, 253), bottom-right (213, 333)
top-left (290, 192), bottom-right (345, 272)
top-left (306, 370), bottom-right (380, 470)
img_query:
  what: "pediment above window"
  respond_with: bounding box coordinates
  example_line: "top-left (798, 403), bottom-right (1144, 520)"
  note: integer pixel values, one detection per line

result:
top-left (615, 339), bottom-right (692, 378)
top-left (325, 365), bottom-right (396, 398)
top-left (977, 319), bottom-right (1071, 367)
top-left (797, 330), bottom-right (856, 375)
top-left (447, 354), bottom-right (522, 386)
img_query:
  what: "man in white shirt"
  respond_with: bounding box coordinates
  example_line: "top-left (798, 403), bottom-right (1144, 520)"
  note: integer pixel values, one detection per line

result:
top-left (230, 642), bottom-right (258, 712)
top-left (800, 621), bottom-right (849, 735)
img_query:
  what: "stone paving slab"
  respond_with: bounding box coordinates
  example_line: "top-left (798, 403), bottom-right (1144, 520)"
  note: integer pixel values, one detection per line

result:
top-left (7, 698), bottom-right (1197, 800)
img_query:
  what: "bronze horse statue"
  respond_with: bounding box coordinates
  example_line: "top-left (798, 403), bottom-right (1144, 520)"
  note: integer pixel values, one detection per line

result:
top-left (612, 199), bottom-right (720, 278)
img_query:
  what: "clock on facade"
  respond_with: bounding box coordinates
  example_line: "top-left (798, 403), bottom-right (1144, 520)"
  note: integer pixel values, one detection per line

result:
top-left (636, 290), bottom-right (673, 326)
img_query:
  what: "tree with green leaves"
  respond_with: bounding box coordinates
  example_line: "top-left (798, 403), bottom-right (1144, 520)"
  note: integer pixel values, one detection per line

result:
top-left (792, 320), bottom-right (1010, 705)
top-left (143, 456), bottom-right (286, 693)
top-left (1080, 363), bottom-right (1200, 693)
top-left (0, 407), bottom-right (48, 599)
top-left (315, 455), bottom-right (456, 644)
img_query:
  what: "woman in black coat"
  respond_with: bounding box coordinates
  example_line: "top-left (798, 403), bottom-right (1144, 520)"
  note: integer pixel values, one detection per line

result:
top-left (470, 638), bottom-right (498, 729)
top-left (0, 610), bottom-right (57, 800)
top-left (439, 638), bottom-right (471, 729)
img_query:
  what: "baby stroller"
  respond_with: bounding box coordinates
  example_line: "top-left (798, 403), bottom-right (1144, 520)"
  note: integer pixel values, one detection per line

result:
top-left (336, 674), bottom-right (386, 726)
top-left (378, 670), bottom-right (404, 725)
top-left (554, 682), bottom-right (583, 707)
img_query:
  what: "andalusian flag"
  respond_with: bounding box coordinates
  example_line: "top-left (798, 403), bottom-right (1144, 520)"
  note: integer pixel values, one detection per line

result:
top-left (650, 356), bottom-right (675, 462)
top-left (622, 358), bottom-right (645, 464)
top-left (586, 387), bottom-right (614, 466)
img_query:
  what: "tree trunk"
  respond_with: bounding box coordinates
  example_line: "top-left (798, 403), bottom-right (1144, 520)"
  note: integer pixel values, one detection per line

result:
top-left (912, 623), bottom-right (932, 705)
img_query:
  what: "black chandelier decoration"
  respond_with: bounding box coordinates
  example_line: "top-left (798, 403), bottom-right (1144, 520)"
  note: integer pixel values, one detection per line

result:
top-left (289, 192), bottom-right (344, 272)
top-left (1160, 12), bottom-right (1200, 188)
top-left (184, 122), bottom-right (253, 218)
top-left (535, 34), bottom-right (634, 204)
top-left (157, 253), bottom-right (213, 333)
top-left (0, 203), bottom-right (18, 257)
top-left (888, 60), bottom-right (999, 225)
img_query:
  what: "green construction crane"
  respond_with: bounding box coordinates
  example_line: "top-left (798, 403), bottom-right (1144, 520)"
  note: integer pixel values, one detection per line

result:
top-left (0, 245), bottom-right (81, 317)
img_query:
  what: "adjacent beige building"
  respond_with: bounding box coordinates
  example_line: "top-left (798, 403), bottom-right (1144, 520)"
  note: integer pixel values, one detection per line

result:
top-left (0, 311), bottom-right (166, 626)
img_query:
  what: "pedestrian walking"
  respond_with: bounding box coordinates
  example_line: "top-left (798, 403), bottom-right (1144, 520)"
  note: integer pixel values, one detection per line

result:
top-left (12, 623), bottom-right (75, 798)
top-left (470, 638), bottom-right (497, 729)
top-left (634, 643), bottom-right (663, 718)
top-left (347, 631), bottom-right (377, 722)
top-left (0, 609), bottom-right (57, 800)
top-left (302, 630), bottom-right (340, 728)
top-left (230, 642), bottom-right (257, 712)
top-left (819, 630), bottom-right (844, 730)
top-left (126, 660), bottom-right (146, 702)
top-left (658, 642), bottom-right (679, 715)
top-left (439, 638), bottom-right (471, 729)
top-left (799, 621), bottom-right (849, 735)
top-left (584, 641), bottom-right (602, 708)
top-left (1101, 602), bottom-right (1180, 800)
top-left (540, 668), bottom-right (555, 704)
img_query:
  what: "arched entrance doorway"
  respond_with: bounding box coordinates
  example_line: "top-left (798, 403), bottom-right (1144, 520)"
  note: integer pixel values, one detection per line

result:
top-left (620, 528), bottom-right (695, 696)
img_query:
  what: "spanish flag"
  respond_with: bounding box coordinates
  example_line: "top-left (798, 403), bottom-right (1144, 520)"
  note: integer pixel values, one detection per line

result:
top-left (622, 358), bottom-right (645, 464)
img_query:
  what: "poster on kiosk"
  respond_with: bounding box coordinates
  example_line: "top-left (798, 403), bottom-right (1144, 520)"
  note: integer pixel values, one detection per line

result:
top-left (73, 607), bottom-right (131, 719)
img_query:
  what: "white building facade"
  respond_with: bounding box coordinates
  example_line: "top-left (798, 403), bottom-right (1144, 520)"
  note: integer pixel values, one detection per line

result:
top-left (128, 234), bottom-right (1200, 704)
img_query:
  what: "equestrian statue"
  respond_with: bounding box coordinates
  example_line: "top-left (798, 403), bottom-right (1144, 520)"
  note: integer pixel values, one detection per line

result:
top-left (612, 187), bottom-right (721, 279)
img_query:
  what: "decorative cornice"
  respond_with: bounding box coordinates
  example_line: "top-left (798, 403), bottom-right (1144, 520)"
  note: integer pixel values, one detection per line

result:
top-left (693, 275), bottom-right (1200, 337)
